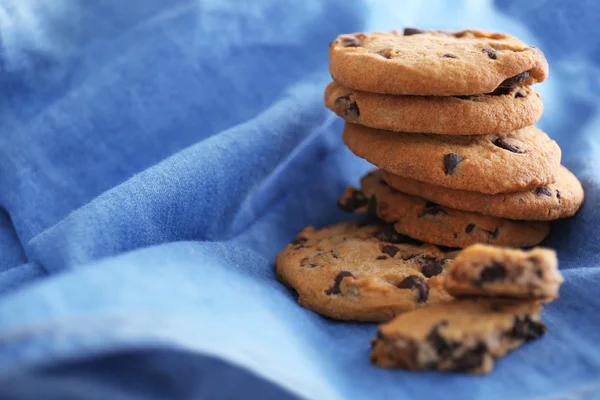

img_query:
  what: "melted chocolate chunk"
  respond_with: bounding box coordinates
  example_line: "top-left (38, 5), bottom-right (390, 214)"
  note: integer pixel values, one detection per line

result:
top-left (556, 190), bottom-right (562, 203)
top-left (398, 276), bottom-right (429, 303)
top-left (465, 223), bottom-right (476, 234)
top-left (334, 95), bottom-right (360, 119)
top-left (498, 71), bottom-right (530, 88)
top-left (421, 259), bottom-right (445, 278)
top-left (404, 27), bottom-right (425, 36)
top-left (382, 245), bottom-right (400, 258)
top-left (426, 321), bottom-right (453, 356)
top-left (325, 271), bottom-right (355, 295)
top-left (509, 315), bottom-right (547, 340)
top-left (338, 189), bottom-right (368, 212)
top-left (534, 187), bottom-right (552, 197)
top-left (444, 154), bottom-right (465, 176)
top-left (443, 53), bottom-right (457, 58)
top-left (453, 343), bottom-right (487, 372)
top-left (376, 255), bottom-right (387, 260)
top-left (493, 138), bottom-right (524, 153)
top-left (479, 262), bottom-right (507, 284)
top-left (482, 47), bottom-right (497, 59)
top-left (340, 35), bottom-right (361, 47)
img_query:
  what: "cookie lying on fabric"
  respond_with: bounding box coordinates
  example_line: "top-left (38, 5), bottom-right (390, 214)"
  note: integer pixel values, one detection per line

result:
top-left (445, 244), bottom-right (563, 301)
top-left (370, 299), bottom-right (546, 374)
top-left (380, 166), bottom-right (584, 221)
top-left (275, 221), bottom-right (457, 322)
top-left (325, 81), bottom-right (543, 135)
top-left (342, 122), bottom-right (561, 194)
top-left (338, 170), bottom-right (550, 248)
top-left (329, 29), bottom-right (548, 96)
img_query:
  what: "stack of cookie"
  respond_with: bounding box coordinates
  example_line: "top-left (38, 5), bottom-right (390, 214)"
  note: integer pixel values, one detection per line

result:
top-left (329, 28), bottom-right (584, 249)
top-left (274, 28), bottom-right (584, 374)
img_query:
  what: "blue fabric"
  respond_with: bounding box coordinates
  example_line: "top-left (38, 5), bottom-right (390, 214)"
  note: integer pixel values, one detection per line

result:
top-left (0, 0), bottom-right (598, 398)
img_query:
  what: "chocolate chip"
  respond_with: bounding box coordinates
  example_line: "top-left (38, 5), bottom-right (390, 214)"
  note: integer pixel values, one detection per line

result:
top-left (534, 187), bottom-right (552, 197)
top-left (498, 71), bottom-right (530, 88)
top-left (426, 321), bottom-right (453, 356)
top-left (420, 202), bottom-right (448, 217)
top-left (421, 259), bottom-right (445, 277)
top-left (453, 343), bottom-right (487, 372)
top-left (325, 271), bottom-right (355, 295)
top-left (338, 188), bottom-right (368, 212)
top-left (367, 196), bottom-right (378, 216)
top-left (465, 224), bottom-right (475, 234)
top-left (376, 255), bottom-right (387, 260)
top-left (444, 154), bottom-right (465, 176)
top-left (340, 35), bottom-right (361, 47)
top-left (290, 237), bottom-right (308, 249)
top-left (334, 95), bottom-right (360, 119)
top-left (404, 27), bottom-right (424, 36)
top-left (373, 224), bottom-right (424, 246)
top-left (509, 315), bottom-right (547, 340)
top-left (398, 276), bottom-right (429, 303)
top-left (556, 190), bottom-right (562, 203)
top-left (300, 257), bottom-right (318, 268)
top-left (443, 53), bottom-right (457, 58)
top-left (382, 245), bottom-right (400, 258)
top-left (490, 87), bottom-right (511, 96)
top-left (488, 228), bottom-right (500, 239)
top-left (479, 262), bottom-right (507, 284)
top-left (482, 47), bottom-right (497, 59)
top-left (493, 137), bottom-right (524, 153)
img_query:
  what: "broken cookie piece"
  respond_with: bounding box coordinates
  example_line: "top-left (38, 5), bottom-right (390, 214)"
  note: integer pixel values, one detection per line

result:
top-left (445, 244), bottom-right (563, 301)
top-left (370, 299), bottom-right (546, 374)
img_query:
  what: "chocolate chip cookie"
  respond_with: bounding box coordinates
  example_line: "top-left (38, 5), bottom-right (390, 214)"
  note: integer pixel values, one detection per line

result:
top-left (338, 170), bottom-right (550, 248)
top-left (329, 29), bottom-right (548, 96)
top-left (370, 299), bottom-right (546, 374)
top-left (325, 81), bottom-right (543, 135)
top-left (380, 166), bottom-right (584, 221)
top-left (445, 244), bottom-right (563, 301)
top-left (343, 123), bottom-right (561, 194)
top-left (275, 221), bottom-right (457, 322)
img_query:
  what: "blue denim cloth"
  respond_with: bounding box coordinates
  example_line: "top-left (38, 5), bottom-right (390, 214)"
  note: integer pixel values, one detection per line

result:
top-left (0, 0), bottom-right (598, 398)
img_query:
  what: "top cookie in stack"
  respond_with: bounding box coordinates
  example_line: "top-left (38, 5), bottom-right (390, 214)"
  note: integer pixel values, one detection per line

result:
top-left (327, 28), bottom-right (584, 249)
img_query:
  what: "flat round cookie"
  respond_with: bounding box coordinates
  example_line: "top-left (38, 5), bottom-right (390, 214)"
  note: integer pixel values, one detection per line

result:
top-left (445, 244), bottom-right (563, 301)
top-left (338, 170), bottom-right (550, 248)
top-left (370, 299), bottom-right (546, 374)
top-left (380, 166), bottom-right (584, 221)
top-left (275, 221), bottom-right (457, 322)
top-left (329, 29), bottom-right (548, 96)
top-left (343, 123), bottom-right (561, 194)
top-left (324, 81), bottom-right (543, 135)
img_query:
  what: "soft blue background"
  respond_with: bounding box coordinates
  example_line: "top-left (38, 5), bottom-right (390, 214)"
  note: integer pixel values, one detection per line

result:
top-left (0, 0), bottom-right (598, 398)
